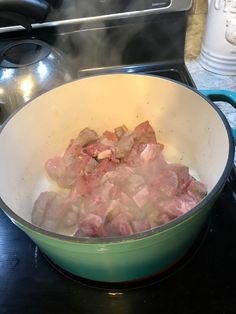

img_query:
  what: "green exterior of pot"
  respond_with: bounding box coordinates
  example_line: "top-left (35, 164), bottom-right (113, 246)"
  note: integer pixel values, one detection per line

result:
top-left (11, 200), bottom-right (215, 283)
top-left (0, 77), bottom-right (234, 283)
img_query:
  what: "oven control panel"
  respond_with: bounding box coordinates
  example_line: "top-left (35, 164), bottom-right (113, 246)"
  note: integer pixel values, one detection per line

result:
top-left (0, 0), bottom-right (192, 33)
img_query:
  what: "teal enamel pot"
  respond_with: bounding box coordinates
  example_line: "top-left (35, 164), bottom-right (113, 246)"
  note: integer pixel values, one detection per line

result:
top-left (0, 74), bottom-right (235, 282)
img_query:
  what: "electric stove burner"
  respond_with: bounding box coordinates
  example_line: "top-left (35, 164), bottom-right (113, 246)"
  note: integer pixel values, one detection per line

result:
top-left (42, 218), bottom-right (211, 291)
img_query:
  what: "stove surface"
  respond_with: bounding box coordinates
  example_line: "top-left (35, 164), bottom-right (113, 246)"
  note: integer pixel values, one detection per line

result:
top-left (78, 62), bottom-right (196, 87)
top-left (0, 64), bottom-right (236, 314)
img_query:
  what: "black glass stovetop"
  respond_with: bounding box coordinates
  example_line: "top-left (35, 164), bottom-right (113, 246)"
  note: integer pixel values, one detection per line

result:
top-left (0, 64), bottom-right (236, 314)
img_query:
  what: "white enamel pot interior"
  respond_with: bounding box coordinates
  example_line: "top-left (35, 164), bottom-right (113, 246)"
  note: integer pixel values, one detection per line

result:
top-left (0, 74), bottom-right (234, 282)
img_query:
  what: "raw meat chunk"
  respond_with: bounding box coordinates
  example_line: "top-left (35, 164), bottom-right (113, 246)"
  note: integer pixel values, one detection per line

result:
top-left (32, 191), bottom-right (57, 227)
top-left (32, 191), bottom-right (83, 236)
top-left (115, 134), bottom-right (134, 158)
top-left (77, 214), bottom-right (104, 237)
top-left (32, 120), bottom-right (207, 238)
top-left (104, 212), bottom-right (134, 236)
top-left (150, 170), bottom-right (178, 198)
top-left (102, 130), bottom-right (119, 142)
top-left (75, 128), bottom-right (98, 147)
top-left (124, 143), bottom-right (166, 171)
top-left (133, 120), bottom-right (157, 144)
top-left (187, 179), bottom-right (207, 201)
top-left (46, 153), bottom-right (98, 188)
top-left (93, 159), bottom-right (117, 176)
top-left (115, 125), bottom-right (128, 138)
top-left (132, 219), bottom-right (151, 233)
top-left (140, 143), bottom-right (164, 164)
top-left (169, 164), bottom-right (192, 194)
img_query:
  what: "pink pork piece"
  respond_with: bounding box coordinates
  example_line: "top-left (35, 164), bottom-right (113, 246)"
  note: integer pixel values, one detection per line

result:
top-left (150, 169), bottom-right (178, 199)
top-left (32, 191), bottom-right (81, 235)
top-left (104, 212), bottom-right (134, 236)
top-left (74, 128), bottom-right (99, 147)
top-left (85, 143), bottom-right (113, 159)
top-left (114, 125), bottom-right (128, 138)
top-left (187, 179), bottom-right (208, 202)
top-left (169, 164), bottom-right (192, 194)
top-left (32, 120), bottom-right (207, 238)
top-left (102, 130), bottom-right (119, 142)
top-left (45, 152), bottom-right (97, 188)
top-left (132, 219), bottom-right (151, 233)
top-left (77, 214), bottom-right (104, 237)
top-left (133, 120), bottom-right (158, 144)
top-left (45, 128), bottom-right (99, 188)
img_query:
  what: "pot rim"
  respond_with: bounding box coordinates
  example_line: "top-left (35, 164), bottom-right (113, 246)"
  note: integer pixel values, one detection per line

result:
top-left (0, 73), bottom-right (234, 244)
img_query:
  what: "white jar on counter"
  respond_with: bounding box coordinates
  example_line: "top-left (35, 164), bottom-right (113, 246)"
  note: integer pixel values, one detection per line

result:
top-left (199, 0), bottom-right (236, 75)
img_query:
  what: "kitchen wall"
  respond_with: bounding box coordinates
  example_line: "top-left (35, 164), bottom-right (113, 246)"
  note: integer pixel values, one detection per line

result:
top-left (185, 0), bottom-right (208, 60)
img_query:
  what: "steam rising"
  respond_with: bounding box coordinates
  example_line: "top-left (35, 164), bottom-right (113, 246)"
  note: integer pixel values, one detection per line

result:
top-left (52, 0), bottom-right (156, 75)
top-left (43, 0), bottom-right (187, 78)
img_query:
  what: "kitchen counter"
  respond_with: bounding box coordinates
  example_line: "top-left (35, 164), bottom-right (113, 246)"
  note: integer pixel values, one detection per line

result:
top-left (186, 58), bottom-right (236, 164)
